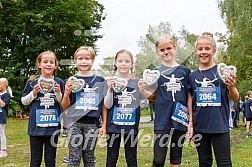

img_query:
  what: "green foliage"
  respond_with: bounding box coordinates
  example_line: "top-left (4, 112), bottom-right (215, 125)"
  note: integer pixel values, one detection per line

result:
top-left (236, 80), bottom-right (252, 98)
top-left (217, 0), bottom-right (252, 96)
top-left (0, 0), bottom-right (105, 113)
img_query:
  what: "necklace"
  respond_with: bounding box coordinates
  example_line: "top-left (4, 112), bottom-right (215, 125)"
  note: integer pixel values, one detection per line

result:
top-left (198, 66), bottom-right (220, 86)
top-left (84, 75), bottom-right (97, 87)
top-left (161, 65), bottom-right (179, 74)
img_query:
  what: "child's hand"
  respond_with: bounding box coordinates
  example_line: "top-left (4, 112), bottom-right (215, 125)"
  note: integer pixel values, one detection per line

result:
top-left (138, 79), bottom-right (148, 93)
top-left (33, 84), bottom-right (40, 96)
top-left (54, 83), bottom-right (61, 93)
top-left (107, 76), bottom-right (115, 93)
top-left (225, 74), bottom-right (236, 89)
top-left (64, 80), bottom-right (73, 96)
top-left (99, 124), bottom-right (106, 137)
top-left (187, 122), bottom-right (194, 140)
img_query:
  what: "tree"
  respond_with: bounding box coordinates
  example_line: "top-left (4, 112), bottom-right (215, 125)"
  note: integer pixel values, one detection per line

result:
top-left (0, 0), bottom-right (105, 79)
top-left (134, 22), bottom-right (197, 77)
top-left (218, 0), bottom-right (252, 81)
top-left (0, 0), bottom-right (105, 114)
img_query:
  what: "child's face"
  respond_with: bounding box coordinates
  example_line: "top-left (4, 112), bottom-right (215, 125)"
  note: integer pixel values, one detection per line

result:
top-left (38, 53), bottom-right (57, 76)
top-left (196, 39), bottom-right (216, 65)
top-left (156, 40), bottom-right (176, 64)
top-left (75, 50), bottom-right (94, 72)
top-left (0, 81), bottom-right (6, 92)
top-left (114, 53), bottom-right (132, 74)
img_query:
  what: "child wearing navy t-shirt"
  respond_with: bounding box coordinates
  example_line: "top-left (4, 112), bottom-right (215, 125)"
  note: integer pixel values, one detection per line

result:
top-left (0, 78), bottom-right (12, 158)
top-left (104, 49), bottom-right (145, 167)
top-left (138, 35), bottom-right (193, 167)
top-left (61, 46), bottom-right (106, 167)
top-left (21, 51), bottom-right (64, 166)
top-left (189, 32), bottom-right (239, 166)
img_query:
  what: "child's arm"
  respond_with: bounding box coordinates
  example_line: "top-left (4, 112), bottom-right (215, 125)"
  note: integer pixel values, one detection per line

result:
top-left (104, 76), bottom-right (114, 109)
top-left (138, 79), bottom-right (156, 101)
top-left (21, 84), bottom-right (40, 105)
top-left (54, 83), bottom-right (62, 102)
top-left (187, 91), bottom-right (193, 139)
top-left (100, 101), bottom-right (107, 137)
top-left (61, 80), bottom-right (72, 110)
top-left (0, 98), bottom-right (6, 107)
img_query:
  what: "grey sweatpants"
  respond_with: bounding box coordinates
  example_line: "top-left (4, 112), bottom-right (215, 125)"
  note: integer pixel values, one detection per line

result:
top-left (67, 123), bottom-right (98, 167)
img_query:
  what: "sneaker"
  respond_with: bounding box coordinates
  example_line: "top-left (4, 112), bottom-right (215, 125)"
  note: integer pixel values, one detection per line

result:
top-left (63, 157), bottom-right (69, 163)
top-left (94, 156), bottom-right (96, 163)
top-left (0, 151), bottom-right (7, 158)
top-left (246, 132), bottom-right (251, 138)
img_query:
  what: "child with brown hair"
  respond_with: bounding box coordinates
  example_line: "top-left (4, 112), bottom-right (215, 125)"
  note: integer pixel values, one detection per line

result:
top-left (21, 51), bottom-right (65, 166)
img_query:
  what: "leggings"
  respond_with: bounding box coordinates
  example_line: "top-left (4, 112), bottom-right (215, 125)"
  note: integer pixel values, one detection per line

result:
top-left (0, 124), bottom-right (6, 150)
top-left (29, 135), bottom-right (58, 167)
top-left (106, 133), bottom-right (138, 167)
top-left (193, 132), bottom-right (232, 167)
top-left (67, 123), bottom-right (98, 167)
top-left (152, 129), bottom-right (186, 167)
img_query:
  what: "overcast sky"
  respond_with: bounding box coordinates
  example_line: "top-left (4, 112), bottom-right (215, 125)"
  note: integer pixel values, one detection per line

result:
top-left (94, 0), bottom-right (228, 68)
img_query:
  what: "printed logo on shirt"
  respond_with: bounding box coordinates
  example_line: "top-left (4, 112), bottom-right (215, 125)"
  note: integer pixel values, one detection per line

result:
top-left (161, 74), bottom-right (184, 101)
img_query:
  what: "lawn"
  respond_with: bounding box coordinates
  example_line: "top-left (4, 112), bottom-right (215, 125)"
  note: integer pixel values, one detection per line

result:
top-left (0, 118), bottom-right (252, 167)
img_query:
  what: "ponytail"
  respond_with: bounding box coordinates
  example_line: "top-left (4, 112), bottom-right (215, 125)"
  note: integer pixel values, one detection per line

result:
top-left (7, 86), bottom-right (14, 98)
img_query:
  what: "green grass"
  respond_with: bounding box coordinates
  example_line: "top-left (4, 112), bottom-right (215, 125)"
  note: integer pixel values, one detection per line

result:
top-left (0, 118), bottom-right (252, 166)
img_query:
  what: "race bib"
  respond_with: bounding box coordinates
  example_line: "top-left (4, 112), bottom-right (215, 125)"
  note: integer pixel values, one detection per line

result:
top-left (36, 109), bottom-right (58, 127)
top-left (196, 87), bottom-right (221, 106)
top-left (112, 107), bottom-right (136, 125)
top-left (75, 92), bottom-right (99, 111)
top-left (171, 102), bottom-right (189, 126)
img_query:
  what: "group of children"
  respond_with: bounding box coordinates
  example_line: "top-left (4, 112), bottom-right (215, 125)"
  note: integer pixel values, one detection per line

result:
top-left (0, 32), bottom-right (240, 167)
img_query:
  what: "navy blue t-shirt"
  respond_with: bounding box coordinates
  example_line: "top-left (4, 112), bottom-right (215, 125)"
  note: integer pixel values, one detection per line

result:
top-left (64, 75), bottom-right (105, 127)
top-left (189, 65), bottom-right (230, 133)
top-left (106, 78), bottom-right (144, 134)
top-left (22, 76), bottom-right (65, 136)
top-left (0, 92), bottom-right (10, 124)
top-left (153, 65), bottom-right (191, 131)
top-left (245, 99), bottom-right (252, 119)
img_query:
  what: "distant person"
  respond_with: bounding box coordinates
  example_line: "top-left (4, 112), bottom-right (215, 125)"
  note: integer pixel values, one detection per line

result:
top-left (242, 95), bottom-right (249, 126)
top-left (188, 32), bottom-right (239, 166)
top-left (244, 91), bottom-right (252, 137)
top-left (0, 78), bottom-right (12, 158)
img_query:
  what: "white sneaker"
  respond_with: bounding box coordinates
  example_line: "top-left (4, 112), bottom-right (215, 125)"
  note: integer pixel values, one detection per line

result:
top-left (0, 151), bottom-right (7, 158)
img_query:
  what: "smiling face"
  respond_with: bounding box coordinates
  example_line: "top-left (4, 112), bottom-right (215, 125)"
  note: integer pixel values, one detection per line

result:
top-left (195, 39), bottom-right (216, 66)
top-left (156, 39), bottom-right (177, 64)
top-left (75, 50), bottom-right (94, 72)
top-left (38, 53), bottom-right (57, 77)
top-left (114, 52), bottom-right (133, 75)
